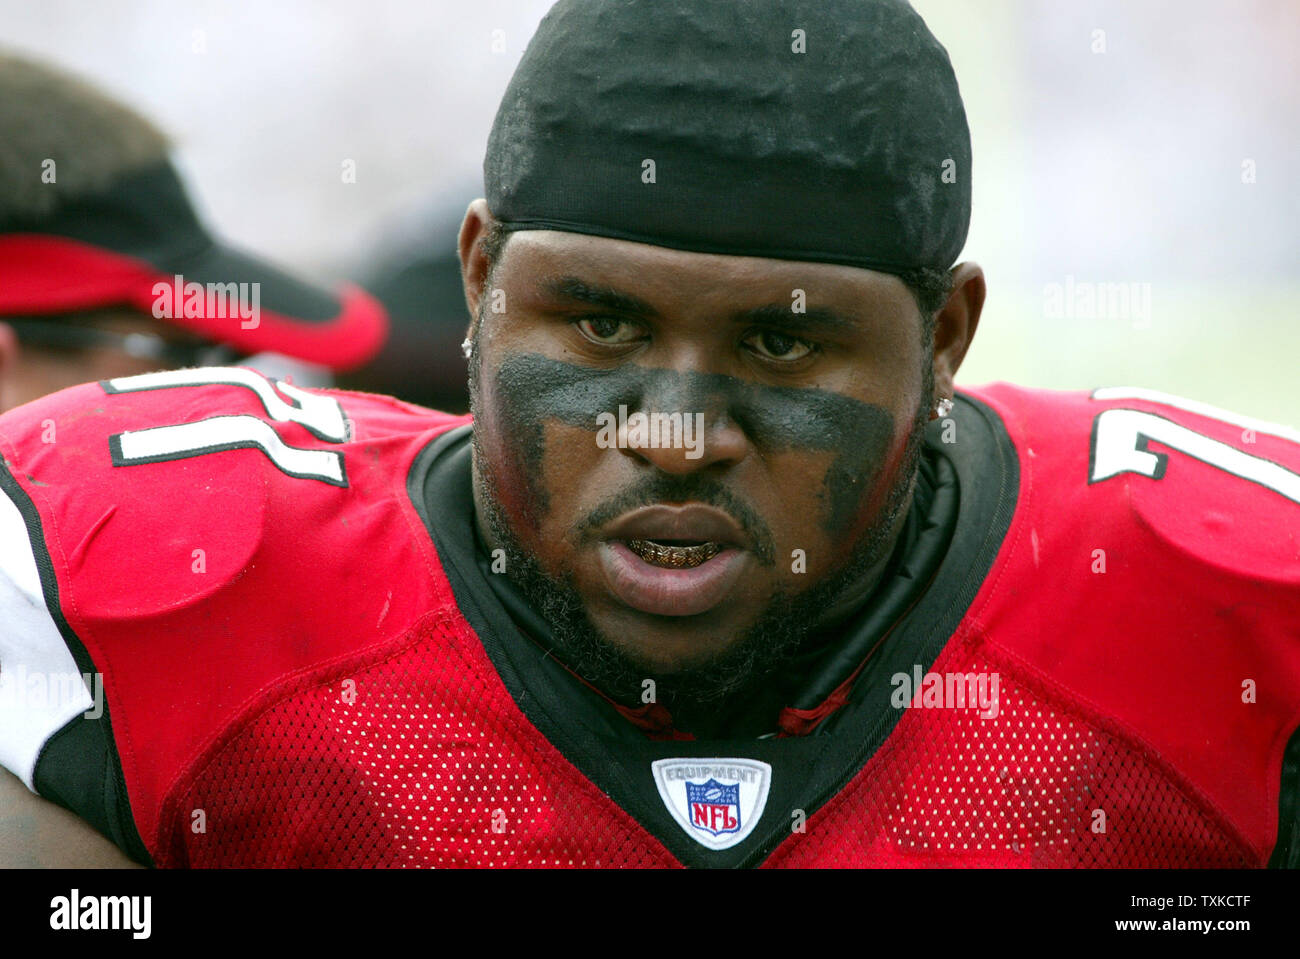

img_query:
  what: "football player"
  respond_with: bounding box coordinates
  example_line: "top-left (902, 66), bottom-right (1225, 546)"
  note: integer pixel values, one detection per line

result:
top-left (0, 52), bottom-right (388, 412)
top-left (1, 0), bottom-right (1297, 869)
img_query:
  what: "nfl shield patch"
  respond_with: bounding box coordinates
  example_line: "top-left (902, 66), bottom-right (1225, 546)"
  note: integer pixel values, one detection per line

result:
top-left (652, 758), bottom-right (772, 850)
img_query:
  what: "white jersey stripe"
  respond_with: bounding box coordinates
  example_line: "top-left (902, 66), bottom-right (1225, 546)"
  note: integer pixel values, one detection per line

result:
top-left (0, 485), bottom-right (95, 791)
top-left (1092, 386), bottom-right (1300, 445)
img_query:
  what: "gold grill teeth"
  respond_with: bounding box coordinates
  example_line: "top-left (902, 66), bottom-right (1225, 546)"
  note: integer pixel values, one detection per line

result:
top-left (627, 539), bottom-right (722, 569)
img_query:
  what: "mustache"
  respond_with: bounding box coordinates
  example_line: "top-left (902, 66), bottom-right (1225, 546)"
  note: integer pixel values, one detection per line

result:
top-left (574, 472), bottom-right (777, 566)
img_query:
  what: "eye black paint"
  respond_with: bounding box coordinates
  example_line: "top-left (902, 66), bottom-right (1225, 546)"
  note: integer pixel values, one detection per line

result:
top-left (487, 353), bottom-right (898, 534)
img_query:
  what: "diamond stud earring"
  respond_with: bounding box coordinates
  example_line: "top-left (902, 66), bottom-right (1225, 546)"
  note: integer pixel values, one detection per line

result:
top-left (461, 337), bottom-right (473, 360)
top-left (935, 396), bottom-right (954, 418)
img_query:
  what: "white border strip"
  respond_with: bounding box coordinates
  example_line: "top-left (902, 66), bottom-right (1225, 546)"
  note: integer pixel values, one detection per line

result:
top-left (1092, 387), bottom-right (1300, 445)
top-left (0, 488), bottom-right (93, 790)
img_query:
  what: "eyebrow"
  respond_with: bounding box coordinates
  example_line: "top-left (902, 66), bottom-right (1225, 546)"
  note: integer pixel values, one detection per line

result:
top-left (541, 276), bottom-right (861, 334)
top-left (542, 277), bottom-right (659, 318)
top-left (728, 302), bottom-right (860, 335)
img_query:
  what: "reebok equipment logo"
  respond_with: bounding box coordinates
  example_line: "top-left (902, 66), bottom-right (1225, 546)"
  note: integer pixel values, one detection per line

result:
top-left (652, 757), bottom-right (771, 850)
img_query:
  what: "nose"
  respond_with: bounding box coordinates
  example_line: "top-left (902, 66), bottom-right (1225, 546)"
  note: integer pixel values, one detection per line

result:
top-left (600, 362), bottom-right (752, 474)
top-left (615, 408), bottom-right (749, 475)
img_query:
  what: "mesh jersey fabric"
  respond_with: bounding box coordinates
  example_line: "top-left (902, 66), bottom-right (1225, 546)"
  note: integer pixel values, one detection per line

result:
top-left (153, 597), bottom-right (1255, 868)
top-left (763, 630), bottom-right (1254, 867)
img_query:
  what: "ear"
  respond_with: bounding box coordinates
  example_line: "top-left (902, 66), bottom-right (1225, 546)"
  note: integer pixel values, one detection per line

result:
top-left (931, 262), bottom-right (985, 405)
top-left (457, 198), bottom-right (495, 338)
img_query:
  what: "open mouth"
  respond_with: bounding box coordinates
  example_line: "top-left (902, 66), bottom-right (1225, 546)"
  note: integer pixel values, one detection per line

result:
top-left (596, 504), bottom-right (753, 616)
top-left (626, 539), bottom-right (723, 569)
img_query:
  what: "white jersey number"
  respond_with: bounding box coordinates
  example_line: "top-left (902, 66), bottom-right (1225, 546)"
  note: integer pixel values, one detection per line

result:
top-left (1089, 402), bottom-right (1300, 505)
top-left (104, 367), bottom-right (349, 486)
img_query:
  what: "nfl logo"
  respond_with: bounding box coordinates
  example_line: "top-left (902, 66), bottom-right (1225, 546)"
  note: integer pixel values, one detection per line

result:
top-left (685, 778), bottom-right (741, 836)
top-left (651, 757), bottom-right (772, 851)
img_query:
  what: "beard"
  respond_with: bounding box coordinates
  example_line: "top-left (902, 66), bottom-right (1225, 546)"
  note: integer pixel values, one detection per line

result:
top-left (471, 409), bottom-right (930, 721)
top-left (468, 301), bottom-right (934, 720)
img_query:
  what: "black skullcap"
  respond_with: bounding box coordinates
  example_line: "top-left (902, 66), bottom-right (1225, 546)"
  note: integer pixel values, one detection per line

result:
top-left (485, 0), bottom-right (971, 274)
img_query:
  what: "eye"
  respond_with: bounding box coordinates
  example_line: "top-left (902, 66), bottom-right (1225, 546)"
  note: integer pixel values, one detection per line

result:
top-left (574, 316), bottom-right (645, 345)
top-left (743, 329), bottom-right (815, 362)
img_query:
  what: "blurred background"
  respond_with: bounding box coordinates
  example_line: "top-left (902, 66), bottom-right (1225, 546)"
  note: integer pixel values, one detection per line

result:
top-left (3, 0), bottom-right (1296, 419)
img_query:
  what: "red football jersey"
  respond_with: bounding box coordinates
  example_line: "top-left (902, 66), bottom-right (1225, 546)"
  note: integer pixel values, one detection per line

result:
top-left (0, 369), bottom-right (1296, 867)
